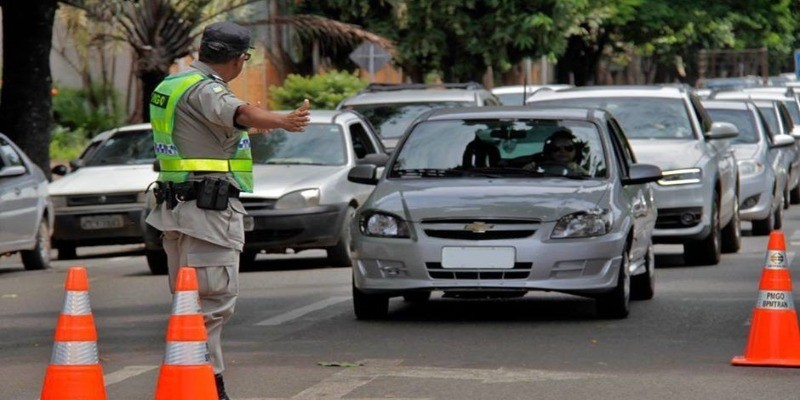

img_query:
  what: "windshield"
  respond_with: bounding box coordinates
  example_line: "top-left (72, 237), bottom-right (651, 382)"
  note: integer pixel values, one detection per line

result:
top-left (532, 97), bottom-right (694, 139)
top-left (347, 101), bottom-right (472, 139)
top-left (251, 123), bottom-right (345, 166)
top-left (84, 129), bottom-right (155, 166)
top-left (390, 119), bottom-right (607, 179)
top-left (705, 108), bottom-right (758, 144)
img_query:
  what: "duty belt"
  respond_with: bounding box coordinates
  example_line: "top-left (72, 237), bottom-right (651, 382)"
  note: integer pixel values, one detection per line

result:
top-left (171, 181), bottom-right (241, 201)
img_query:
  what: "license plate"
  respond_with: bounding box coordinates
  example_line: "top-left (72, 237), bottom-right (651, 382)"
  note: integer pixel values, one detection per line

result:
top-left (80, 214), bottom-right (125, 230)
top-left (243, 216), bottom-right (254, 232)
top-left (441, 247), bottom-right (515, 269)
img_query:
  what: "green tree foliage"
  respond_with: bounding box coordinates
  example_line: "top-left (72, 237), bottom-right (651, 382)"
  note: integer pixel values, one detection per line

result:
top-left (269, 70), bottom-right (367, 110)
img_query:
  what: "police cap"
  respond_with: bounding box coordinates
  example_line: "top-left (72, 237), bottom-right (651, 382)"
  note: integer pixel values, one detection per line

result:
top-left (201, 21), bottom-right (253, 54)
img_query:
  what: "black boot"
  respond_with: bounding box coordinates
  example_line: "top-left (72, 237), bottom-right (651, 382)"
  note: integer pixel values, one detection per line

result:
top-left (215, 373), bottom-right (230, 400)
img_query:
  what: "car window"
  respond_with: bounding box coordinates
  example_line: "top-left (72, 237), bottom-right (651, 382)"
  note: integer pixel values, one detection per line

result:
top-left (251, 123), bottom-right (346, 166)
top-left (531, 97), bottom-right (694, 139)
top-left (756, 104), bottom-right (782, 135)
top-left (345, 101), bottom-right (472, 140)
top-left (705, 108), bottom-right (759, 144)
top-left (391, 119), bottom-right (607, 179)
top-left (782, 100), bottom-right (800, 124)
top-left (0, 137), bottom-right (24, 169)
top-left (754, 108), bottom-right (776, 141)
top-left (349, 123), bottom-right (376, 159)
top-left (778, 104), bottom-right (795, 131)
top-left (84, 129), bottom-right (155, 166)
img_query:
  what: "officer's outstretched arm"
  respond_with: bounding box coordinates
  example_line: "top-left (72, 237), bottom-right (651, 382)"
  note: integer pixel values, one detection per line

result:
top-left (235, 100), bottom-right (310, 133)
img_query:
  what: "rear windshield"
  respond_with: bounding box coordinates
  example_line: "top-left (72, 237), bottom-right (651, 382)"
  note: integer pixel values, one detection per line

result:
top-left (531, 97), bottom-right (695, 139)
top-left (705, 108), bottom-right (758, 144)
top-left (346, 101), bottom-right (472, 139)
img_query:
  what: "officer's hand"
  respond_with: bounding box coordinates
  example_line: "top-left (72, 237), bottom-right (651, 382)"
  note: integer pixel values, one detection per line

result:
top-left (283, 99), bottom-right (311, 132)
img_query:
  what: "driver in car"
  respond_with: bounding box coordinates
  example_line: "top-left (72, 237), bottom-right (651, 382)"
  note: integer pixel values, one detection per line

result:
top-left (523, 128), bottom-right (589, 175)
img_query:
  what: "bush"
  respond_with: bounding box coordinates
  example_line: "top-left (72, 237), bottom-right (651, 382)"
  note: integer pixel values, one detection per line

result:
top-left (50, 125), bottom-right (88, 162)
top-left (52, 83), bottom-right (124, 140)
top-left (269, 70), bottom-right (368, 110)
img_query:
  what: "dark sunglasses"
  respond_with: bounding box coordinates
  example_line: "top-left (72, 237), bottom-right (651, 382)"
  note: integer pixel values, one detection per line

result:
top-left (554, 145), bottom-right (575, 152)
top-left (242, 52), bottom-right (252, 61)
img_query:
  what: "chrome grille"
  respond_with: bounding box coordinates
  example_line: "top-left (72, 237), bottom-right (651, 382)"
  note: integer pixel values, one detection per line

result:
top-left (240, 198), bottom-right (277, 211)
top-left (67, 193), bottom-right (138, 207)
top-left (421, 218), bottom-right (539, 241)
top-left (426, 262), bottom-right (532, 280)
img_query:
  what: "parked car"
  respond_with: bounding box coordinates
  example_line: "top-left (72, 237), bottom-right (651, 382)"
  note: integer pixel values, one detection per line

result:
top-left (491, 84), bottom-right (572, 106)
top-left (347, 106), bottom-right (663, 320)
top-left (0, 133), bottom-right (54, 270)
top-left (337, 82), bottom-right (501, 151)
top-left (49, 124), bottom-right (157, 259)
top-left (527, 85), bottom-right (741, 265)
top-left (702, 100), bottom-right (796, 235)
top-left (143, 110), bottom-right (389, 274)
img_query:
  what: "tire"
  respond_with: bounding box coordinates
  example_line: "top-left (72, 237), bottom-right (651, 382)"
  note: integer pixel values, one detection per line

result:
top-left (751, 203), bottom-right (775, 236)
top-left (596, 246), bottom-right (631, 319)
top-left (145, 249), bottom-right (168, 275)
top-left (773, 193), bottom-right (784, 230)
top-left (21, 220), bottom-right (52, 271)
top-left (326, 207), bottom-right (355, 268)
top-left (403, 291), bottom-right (432, 303)
top-left (631, 242), bottom-right (655, 301)
top-left (353, 283), bottom-right (389, 320)
top-left (684, 194), bottom-right (721, 266)
top-left (721, 192), bottom-right (741, 254)
top-left (56, 243), bottom-right (77, 260)
top-left (791, 183), bottom-right (800, 205)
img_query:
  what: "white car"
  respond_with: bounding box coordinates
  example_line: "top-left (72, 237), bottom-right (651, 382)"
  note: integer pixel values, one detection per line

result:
top-left (0, 133), bottom-right (53, 270)
top-left (491, 84), bottom-right (572, 105)
top-left (49, 124), bottom-right (157, 259)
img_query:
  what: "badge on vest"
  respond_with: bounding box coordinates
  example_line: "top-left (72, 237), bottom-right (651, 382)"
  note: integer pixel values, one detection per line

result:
top-left (150, 92), bottom-right (169, 108)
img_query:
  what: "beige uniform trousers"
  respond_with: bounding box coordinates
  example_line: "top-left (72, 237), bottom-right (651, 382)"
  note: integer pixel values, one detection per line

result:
top-left (163, 230), bottom-right (239, 374)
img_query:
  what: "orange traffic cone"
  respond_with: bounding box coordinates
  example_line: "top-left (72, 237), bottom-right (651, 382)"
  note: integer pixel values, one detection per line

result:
top-left (155, 267), bottom-right (218, 399)
top-left (732, 231), bottom-right (800, 367)
top-left (41, 266), bottom-right (107, 400)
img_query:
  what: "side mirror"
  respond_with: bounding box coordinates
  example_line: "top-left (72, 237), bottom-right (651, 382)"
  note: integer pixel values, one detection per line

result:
top-left (771, 134), bottom-right (795, 148)
top-left (152, 159), bottom-right (161, 172)
top-left (348, 164), bottom-right (379, 185)
top-left (623, 164), bottom-right (662, 186)
top-left (356, 153), bottom-right (390, 166)
top-left (790, 126), bottom-right (800, 139)
top-left (705, 121), bottom-right (739, 140)
top-left (0, 165), bottom-right (27, 178)
top-left (68, 159), bottom-right (84, 172)
top-left (51, 164), bottom-right (69, 176)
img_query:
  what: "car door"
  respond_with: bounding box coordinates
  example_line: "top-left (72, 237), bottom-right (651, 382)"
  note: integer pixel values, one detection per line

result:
top-left (608, 119), bottom-right (654, 261)
top-left (0, 136), bottom-right (39, 250)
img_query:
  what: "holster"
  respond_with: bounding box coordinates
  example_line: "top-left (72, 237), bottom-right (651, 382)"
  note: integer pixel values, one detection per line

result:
top-left (152, 179), bottom-right (239, 211)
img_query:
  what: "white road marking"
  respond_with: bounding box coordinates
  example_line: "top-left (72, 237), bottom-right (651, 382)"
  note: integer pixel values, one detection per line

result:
top-left (255, 296), bottom-right (350, 326)
top-left (103, 365), bottom-right (159, 386)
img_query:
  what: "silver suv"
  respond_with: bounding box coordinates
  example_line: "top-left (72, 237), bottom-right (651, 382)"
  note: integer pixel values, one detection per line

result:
top-left (337, 83), bottom-right (501, 151)
top-left (527, 85), bottom-right (740, 265)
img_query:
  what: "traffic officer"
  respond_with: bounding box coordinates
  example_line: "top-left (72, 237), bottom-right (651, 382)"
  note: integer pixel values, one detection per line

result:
top-left (145, 21), bottom-right (310, 400)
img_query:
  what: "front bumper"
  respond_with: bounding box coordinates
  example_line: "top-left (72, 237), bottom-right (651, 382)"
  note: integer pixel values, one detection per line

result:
top-left (352, 222), bottom-right (627, 296)
top-left (650, 183), bottom-right (710, 243)
top-left (244, 203), bottom-right (349, 251)
top-left (52, 206), bottom-right (147, 246)
top-left (738, 171), bottom-right (773, 221)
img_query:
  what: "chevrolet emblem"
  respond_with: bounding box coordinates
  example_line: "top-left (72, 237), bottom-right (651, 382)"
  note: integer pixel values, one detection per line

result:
top-left (464, 222), bottom-right (494, 233)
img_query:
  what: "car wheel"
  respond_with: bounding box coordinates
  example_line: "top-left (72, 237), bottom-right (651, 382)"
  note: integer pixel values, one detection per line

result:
top-left (326, 207), bottom-right (355, 268)
top-left (790, 183), bottom-right (800, 205)
top-left (684, 194), bottom-right (721, 266)
top-left (721, 192), bottom-right (741, 254)
top-left (773, 195), bottom-right (784, 230)
top-left (596, 246), bottom-right (631, 319)
top-left (353, 283), bottom-right (389, 320)
top-left (403, 291), bottom-right (432, 303)
top-left (631, 242), bottom-right (655, 301)
top-left (21, 220), bottom-right (52, 270)
top-left (56, 243), bottom-right (77, 260)
top-left (145, 249), bottom-right (168, 275)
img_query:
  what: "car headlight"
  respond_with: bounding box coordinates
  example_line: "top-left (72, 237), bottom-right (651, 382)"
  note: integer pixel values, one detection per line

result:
top-left (657, 168), bottom-right (702, 186)
top-left (551, 209), bottom-right (613, 238)
top-left (737, 159), bottom-right (764, 178)
top-left (274, 189), bottom-right (320, 209)
top-left (50, 195), bottom-right (67, 208)
top-left (360, 212), bottom-right (410, 238)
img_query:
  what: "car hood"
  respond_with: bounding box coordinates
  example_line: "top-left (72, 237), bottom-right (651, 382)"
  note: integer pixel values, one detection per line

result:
top-left (48, 165), bottom-right (158, 195)
top-left (249, 164), bottom-right (345, 198)
top-left (369, 180), bottom-right (609, 222)
top-left (628, 139), bottom-right (703, 170)
top-left (731, 144), bottom-right (758, 161)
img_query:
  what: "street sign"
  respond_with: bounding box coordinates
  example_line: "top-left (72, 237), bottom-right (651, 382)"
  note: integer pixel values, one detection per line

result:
top-left (349, 42), bottom-right (392, 81)
top-left (795, 49), bottom-right (800, 79)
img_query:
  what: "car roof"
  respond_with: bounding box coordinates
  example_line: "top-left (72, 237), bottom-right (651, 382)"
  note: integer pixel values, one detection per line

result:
top-left (711, 91), bottom-right (793, 101)
top-left (529, 85), bottom-right (688, 101)
top-left (491, 84), bottom-right (572, 95)
top-left (421, 105), bottom-right (608, 122)
top-left (700, 100), bottom-right (752, 111)
top-left (340, 83), bottom-right (490, 105)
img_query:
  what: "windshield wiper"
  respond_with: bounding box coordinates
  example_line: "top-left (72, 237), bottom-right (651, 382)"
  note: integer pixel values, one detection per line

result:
top-left (393, 168), bottom-right (465, 177)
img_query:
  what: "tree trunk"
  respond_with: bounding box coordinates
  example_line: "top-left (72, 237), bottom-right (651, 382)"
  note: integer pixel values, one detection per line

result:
top-left (0, 0), bottom-right (58, 176)
top-left (139, 69), bottom-right (167, 122)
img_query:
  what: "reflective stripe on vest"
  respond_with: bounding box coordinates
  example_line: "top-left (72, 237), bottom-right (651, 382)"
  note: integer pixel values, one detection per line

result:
top-left (150, 72), bottom-right (254, 192)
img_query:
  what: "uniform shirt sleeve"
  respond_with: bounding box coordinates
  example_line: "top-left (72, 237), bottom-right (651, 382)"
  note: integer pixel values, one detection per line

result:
top-left (186, 80), bottom-right (247, 131)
